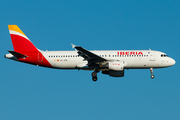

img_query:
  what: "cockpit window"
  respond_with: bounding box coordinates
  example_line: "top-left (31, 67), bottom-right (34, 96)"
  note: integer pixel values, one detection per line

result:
top-left (161, 54), bottom-right (168, 57)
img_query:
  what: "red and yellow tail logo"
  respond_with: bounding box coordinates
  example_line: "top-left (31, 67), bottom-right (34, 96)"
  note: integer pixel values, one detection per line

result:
top-left (8, 25), bottom-right (38, 53)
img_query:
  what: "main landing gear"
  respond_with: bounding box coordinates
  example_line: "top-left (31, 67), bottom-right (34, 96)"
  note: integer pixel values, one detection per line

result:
top-left (92, 71), bottom-right (98, 81)
top-left (150, 68), bottom-right (155, 79)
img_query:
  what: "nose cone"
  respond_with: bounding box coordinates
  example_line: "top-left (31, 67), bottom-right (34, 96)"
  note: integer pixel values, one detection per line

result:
top-left (171, 58), bottom-right (176, 66)
top-left (169, 58), bottom-right (176, 66)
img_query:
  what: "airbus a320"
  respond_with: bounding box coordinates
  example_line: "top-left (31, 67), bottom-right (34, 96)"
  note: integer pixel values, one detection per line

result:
top-left (5, 25), bottom-right (176, 81)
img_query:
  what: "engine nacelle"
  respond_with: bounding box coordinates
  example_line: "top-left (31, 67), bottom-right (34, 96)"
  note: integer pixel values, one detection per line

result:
top-left (102, 61), bottom-right (125, 77)
top-left (102, 70), bottom-right (124, 77)
top-left (108, 61), bottom-right (124, 71)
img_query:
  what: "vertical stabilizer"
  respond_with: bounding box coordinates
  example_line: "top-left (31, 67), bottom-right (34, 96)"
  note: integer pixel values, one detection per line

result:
top-left (8, 25), bottom-right (38, 53)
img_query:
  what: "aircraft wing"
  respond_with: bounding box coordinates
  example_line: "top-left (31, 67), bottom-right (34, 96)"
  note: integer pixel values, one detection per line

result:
top-left (72, 44), bottom-right (107, 64)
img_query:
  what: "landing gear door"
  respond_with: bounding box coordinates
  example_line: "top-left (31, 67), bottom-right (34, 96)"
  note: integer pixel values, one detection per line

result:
top-left (150, 52), bottom-right (155, 61)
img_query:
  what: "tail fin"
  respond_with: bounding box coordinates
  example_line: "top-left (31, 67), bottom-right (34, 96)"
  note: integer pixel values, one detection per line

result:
top-left (8, 25), bottom-right (38, 53)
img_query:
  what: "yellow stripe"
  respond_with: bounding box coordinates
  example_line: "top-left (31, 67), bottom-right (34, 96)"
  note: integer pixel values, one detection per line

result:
top-left (8, 25), bottom-right (26, 37)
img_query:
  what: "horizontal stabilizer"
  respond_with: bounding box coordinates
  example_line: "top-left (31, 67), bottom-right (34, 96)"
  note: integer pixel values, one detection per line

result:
top-left (8, 51), bottom-right (27, 58)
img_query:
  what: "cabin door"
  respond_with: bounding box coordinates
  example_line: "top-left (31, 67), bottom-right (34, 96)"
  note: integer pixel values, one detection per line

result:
top-left (150, 52), bottom-right (155, 61)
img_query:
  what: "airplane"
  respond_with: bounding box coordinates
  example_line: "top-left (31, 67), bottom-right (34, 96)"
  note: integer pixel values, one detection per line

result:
top-left (5, 25), bottom-right (176, 81)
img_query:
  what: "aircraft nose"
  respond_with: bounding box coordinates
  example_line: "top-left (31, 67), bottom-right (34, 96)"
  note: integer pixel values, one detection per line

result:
top-left (169, 58), bottom-right (176, 66)
top-left (171, 58), bottom-right (176, 65)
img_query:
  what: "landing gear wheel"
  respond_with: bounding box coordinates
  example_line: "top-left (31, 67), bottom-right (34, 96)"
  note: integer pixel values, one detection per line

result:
top-left (150, 68), bottom-right (155, 79)
top-left (151, 74), bottom-right (155, 79)
top-left (92, 77), bottom-right (98, 81)
top-left (92, 71), bottom-right (98, 81)
top-left (92, 72), bottom-right (97, 77)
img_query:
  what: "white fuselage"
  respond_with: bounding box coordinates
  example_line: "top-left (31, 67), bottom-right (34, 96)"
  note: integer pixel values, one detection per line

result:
top-left (41, 50), bottom-right (175, 70)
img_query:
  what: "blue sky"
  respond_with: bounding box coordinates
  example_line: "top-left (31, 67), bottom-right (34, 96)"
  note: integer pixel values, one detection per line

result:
top-left (1, 0), bottom-right (180, 120)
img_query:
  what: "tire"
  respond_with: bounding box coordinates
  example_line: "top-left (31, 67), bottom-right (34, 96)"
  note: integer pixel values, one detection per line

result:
top-left (92, 77), bottom-right (98, 81)
top-left (92, 72), bottom-right (97, 77)
top-left (151, 75), bottom-right (155, 79)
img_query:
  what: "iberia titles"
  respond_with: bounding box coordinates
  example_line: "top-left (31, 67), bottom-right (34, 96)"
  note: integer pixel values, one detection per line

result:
top-left (117, 51), bottom-right (143, 55)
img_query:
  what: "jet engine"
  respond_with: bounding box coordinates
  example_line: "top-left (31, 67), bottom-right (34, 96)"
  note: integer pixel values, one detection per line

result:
top-left (102, 61), bottom-right (125, 77)
top-left (108, 61), bottom-right (124, 71)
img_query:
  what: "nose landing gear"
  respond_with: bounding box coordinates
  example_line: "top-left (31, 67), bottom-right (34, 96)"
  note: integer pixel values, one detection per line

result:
top-left (92, 71), bottom-right (98, 81)
top-left (150, 68), bottom-right (155, 79)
